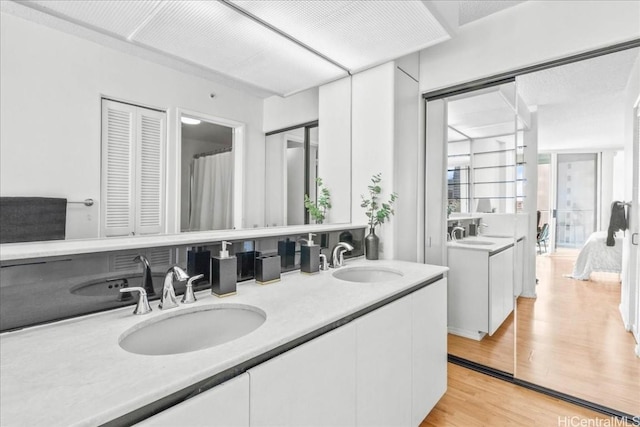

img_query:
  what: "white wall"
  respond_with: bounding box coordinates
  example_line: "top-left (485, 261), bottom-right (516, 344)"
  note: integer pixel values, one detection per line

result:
top-left (352, 63), bottom-right (396, 259)
top-left (419, 1), bottom-right (640, 93)
top-left (319, 77), bottom-right (352, 224)
top-left (621, 53), bottom-right (640, 338)
top-left (0, 12), bottom-right (265, 238)
top-left (263, 88), bottom-right (319, 133)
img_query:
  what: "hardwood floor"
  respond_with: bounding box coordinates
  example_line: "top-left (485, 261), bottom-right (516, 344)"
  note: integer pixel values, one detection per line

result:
top-left (448, 312), bottom-right (514, 374)
top-left (516, 249), bottom-right (640, 416)
top-left (421, 363), bottom-right (636, 426)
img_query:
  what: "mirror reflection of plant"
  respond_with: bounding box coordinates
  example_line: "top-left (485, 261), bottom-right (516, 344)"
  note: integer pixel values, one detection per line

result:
top-left (304, 177), bottom-right (331, 224)
top-left (360, 173), bottom-right (398, 230)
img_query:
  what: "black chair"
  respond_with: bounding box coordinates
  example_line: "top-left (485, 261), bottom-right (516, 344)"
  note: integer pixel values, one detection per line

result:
top-left (537, 223), bottom-right (549, 254)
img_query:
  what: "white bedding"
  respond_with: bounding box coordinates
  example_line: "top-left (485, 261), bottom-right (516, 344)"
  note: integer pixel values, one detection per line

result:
top-left (569, 231), bottom-right (623, 280)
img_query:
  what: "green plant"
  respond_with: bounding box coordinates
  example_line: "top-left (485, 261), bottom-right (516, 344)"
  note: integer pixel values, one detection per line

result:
top-left (360, 173), bottom-right (398, 230)
top-left (304, 177), bottom-right (331, 224)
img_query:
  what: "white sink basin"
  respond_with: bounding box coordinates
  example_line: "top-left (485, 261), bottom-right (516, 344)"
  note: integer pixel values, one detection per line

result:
top-left (457, 240), bottom-right (494, 246)
top-left (332, 266), bottom-right (403, 283)
top-left (119, 305), bottom-right (266, 356)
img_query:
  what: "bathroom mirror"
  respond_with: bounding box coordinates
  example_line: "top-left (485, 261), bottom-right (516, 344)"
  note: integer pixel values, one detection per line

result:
top-left (264, 122), bottom-right (320, 227)
top-left (179, 112), bottom-right (244, 233)
top-left (431, 82), bottom-right (522, 376)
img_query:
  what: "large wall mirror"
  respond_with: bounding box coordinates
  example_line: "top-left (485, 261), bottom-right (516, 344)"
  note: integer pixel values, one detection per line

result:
top-left (264, 121), bottom-right (320, 227)
top-left (427, 46), bottom-right (640, 418)
top-left (435, 82), bottom-right (525, 376)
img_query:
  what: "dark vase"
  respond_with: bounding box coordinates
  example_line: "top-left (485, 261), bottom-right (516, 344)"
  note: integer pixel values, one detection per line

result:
top-left (365, 227), bottom-right (379, 260)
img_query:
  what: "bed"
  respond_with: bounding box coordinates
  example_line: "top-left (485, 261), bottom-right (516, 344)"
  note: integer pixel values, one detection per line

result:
top-left (569, 231), bottom-right (623, 280)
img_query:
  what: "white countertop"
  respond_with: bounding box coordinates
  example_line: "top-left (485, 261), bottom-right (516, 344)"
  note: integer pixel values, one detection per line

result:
top-left (447, 235), bottom-right (516, 252)
top-left (0, 258), bottom-right (447, 427)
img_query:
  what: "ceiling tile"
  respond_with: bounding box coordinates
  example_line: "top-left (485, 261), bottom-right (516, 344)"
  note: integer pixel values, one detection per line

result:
top-left (25, 0), bottom-right (163, 38)
top-left (231, 0), bottom-right (451, 71)
top-left (131, 1), bottom-right (346, 95)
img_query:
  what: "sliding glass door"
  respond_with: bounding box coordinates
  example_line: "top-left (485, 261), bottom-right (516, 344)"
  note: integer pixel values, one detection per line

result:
top-left (554, 153), bottom-right (597, 249)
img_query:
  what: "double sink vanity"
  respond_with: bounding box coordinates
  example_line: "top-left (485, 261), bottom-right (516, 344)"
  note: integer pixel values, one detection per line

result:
top-left (0, 251), bottom-right (448, 426)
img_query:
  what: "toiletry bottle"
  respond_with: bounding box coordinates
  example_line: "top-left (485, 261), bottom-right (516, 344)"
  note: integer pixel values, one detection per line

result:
top-left (187, 246), bottom-right (211, 285)
top-left (300, 233), bottom-right (320, 274)
top-left (211, 241), bottom-right (237, 297)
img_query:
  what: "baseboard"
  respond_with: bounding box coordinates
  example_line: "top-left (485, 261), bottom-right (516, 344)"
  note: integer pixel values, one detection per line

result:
top-left (447, 326), bottom-right (485, 341)
top-left (619, 303), bottom-right (631, 331)
top-left (519, 292), bottom-right (537, 299)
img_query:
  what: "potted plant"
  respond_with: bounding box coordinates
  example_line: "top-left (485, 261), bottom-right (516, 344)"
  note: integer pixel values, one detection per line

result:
top-left (304, 177), bottom-right (331, 224)
top-left (360, 173), bottom-right (398, 260)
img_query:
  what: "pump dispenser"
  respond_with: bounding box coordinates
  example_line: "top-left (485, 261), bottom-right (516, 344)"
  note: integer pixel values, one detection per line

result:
top-left (211, 241), bottom-right (237, 297)
top-left (300, 233), bottom-right (321, 274)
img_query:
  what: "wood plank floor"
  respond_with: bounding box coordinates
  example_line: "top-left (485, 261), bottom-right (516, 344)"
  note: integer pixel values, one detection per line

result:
top-left (448, 312), bottom-right (514, 374)
top-left (516, 249), bottom-right (640, 416)
top-left (421, 363), bottom-right (637, 426)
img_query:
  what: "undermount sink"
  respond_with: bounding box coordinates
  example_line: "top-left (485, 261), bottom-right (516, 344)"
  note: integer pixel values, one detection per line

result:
top-left (119, 305), bottom-right (266, 356)
top-left (332, 266), bottom-right (403, 283)
top-left (456, 240), bottom-right (494, 246)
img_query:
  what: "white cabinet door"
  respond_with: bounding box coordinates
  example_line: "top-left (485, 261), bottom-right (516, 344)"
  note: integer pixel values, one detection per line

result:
top-left (412, 279), bottom-right (447, 425)
top-left (137, 373), bottom-right (249, 426)
top-left (356, 296), bottom-right (412, 427)
top-left (249, 323), bottom-right (357, 426)
top-left (489, 247), bottom-right (514, 335)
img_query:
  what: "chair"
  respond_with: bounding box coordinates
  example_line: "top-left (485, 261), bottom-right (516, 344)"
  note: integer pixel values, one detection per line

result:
top-left (537, 223), bottom-right (549, 254)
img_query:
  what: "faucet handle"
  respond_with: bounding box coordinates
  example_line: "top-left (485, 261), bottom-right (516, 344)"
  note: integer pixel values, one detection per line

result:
top-left (182, 274), bottom-right (204, 304)
top-left (119, 287), bottom-right (152, 315)
top-left (319, 254), bottom-right (329, 271)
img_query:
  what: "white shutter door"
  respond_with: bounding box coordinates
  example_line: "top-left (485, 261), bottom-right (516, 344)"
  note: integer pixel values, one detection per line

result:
top-left (135, 108), bottom-right (165, 235)
top-left (101, 99), bottom-right (135, 237)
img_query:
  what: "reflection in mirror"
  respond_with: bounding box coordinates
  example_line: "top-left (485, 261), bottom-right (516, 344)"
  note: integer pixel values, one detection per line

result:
top-left (439, 82), bottom-right (521, 375)
top-left (515, 48), bottom-right (640, 415)
top-left (264, 122), bottom-right (319, 227)
top-left (179, 113), bottom-right (243, 232)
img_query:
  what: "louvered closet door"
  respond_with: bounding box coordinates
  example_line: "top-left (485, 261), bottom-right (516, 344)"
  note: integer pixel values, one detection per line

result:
top-left (135, 108), bottom-right (165, 235)
top-left (102, 99), bottom-right (136, 237)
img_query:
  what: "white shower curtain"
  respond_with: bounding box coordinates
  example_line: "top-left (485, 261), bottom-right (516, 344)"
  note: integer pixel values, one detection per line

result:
top-left (189, 151), bottom-right (233, 231)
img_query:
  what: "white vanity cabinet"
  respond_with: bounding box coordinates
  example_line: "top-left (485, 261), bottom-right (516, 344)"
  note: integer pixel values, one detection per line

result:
top-left (249, 324), bottom-right (357, 426)
top-left (356, 293), bottom-right (413, 426)
top-left (139, 279), bottom-right (447, 427)
top-left (448, 245), bottom-right (514, 339)
top-left (137, 373), bottom-right (250, 426)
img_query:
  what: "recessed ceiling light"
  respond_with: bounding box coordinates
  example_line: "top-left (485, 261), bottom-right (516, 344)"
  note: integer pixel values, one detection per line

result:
top-left (181, 117), bottom-right (201, 125)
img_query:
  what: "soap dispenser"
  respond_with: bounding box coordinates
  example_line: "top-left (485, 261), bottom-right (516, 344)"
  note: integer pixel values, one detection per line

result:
top-left (211, 241), bottom-right (237, 297)
top-left (300, 233), bottom-right (320, 274)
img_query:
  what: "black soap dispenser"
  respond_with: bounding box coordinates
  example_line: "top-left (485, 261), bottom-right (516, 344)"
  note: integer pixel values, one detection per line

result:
top-left (211, 241), bottom-right (237, 297)
top-left (300, 233), bottom-right (320, 274)
top-left (187, 246), bottom-right (210, 285)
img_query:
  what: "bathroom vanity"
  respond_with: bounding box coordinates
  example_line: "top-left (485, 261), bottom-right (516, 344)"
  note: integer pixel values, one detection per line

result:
top-left (447, 236), bottom-right (515, 340)
top-left (0, 258), bottom-right (448, 426)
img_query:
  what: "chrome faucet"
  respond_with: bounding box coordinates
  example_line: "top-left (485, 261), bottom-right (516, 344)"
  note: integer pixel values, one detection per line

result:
top-left (159, 266), bottom-right (188, 310)
top-left (331, 242), bottom-right (354, 268)
top-left (452, 226), bottom-right (465, 241)
top-left (181, 274), bottom-right (203, 304)
top-left (319, 253), bottom-right (329, 271)
top-left (133, 255), bottom-right (155, 297)
top-left (119, 287), bottom-right (152, 315)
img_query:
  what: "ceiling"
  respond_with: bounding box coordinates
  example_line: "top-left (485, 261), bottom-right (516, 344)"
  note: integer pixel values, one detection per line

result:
top-left (458, 0), bottom-right (527, 26)
top-left (10, 0), bottom-right (452, 97)
top-left (517, 48), bottom-right (640, 151)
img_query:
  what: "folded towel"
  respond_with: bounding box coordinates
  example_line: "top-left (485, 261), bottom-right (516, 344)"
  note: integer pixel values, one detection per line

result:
top-left (0, 197), bottom-right (67, 243)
